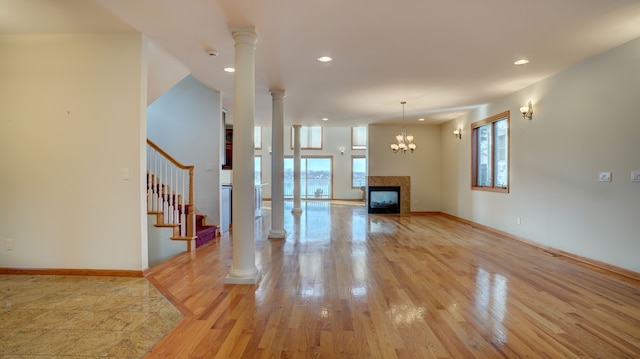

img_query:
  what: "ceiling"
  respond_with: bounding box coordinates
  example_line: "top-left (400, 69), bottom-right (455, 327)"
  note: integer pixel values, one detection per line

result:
top-left (3, 0), bottom-right (640, 126)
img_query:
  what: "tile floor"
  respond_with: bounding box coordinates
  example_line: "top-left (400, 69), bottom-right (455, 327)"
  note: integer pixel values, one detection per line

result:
top-left (0, 275), bottom-right (182, 358)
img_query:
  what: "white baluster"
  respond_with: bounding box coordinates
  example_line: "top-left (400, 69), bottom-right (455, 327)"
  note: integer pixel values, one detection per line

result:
top-left (173, 166), bottom-right (178, 224)
top-left (180, 213), bottom-right (186, 237)
top-left (157, 157), bottom-right (161, 212)
top-left (146, 146), bottom-right (151, 210)
top-left (167, 166), bottom-right (173, 223)
top-left (147, 188), bottom-right (152, 209)
top-left (162, 160), bottom-right (169, 223)
top-left (152, 151), bottom-right (159, 212)
top-left (180, 170), bottom-right (186, 236)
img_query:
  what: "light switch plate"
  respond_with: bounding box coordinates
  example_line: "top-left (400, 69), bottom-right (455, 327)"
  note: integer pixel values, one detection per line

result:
top-left (632, 171), bottom-right (640, 183)
top-left (598, 171), bottom-right (612, 182)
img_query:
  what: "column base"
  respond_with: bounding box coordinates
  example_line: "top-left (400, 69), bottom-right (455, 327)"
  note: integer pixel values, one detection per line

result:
top-left (224, 268), bottom-right (261, 285)
top-left (292, 208), bottom-right (303, 215)
top-left (268, 229), bottom-right (286, 239)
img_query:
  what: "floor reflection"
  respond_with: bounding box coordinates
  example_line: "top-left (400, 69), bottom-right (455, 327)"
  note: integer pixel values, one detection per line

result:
top-left (284, 200), bottom-right (332, 241)
top-left (475, 267), bottom-right (509, 345)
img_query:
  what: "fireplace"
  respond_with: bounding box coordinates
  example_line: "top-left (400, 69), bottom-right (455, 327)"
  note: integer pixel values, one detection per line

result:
top-left (367, 186), bottom-right (401, 214)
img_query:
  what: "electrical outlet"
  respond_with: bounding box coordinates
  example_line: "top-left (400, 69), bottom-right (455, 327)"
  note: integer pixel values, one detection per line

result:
top-left (631, 171), bottom-right (640, 183)
top-left (5, 239), bottom-right (14, 250)
top-left (598, 172), bottom-right (612, 182)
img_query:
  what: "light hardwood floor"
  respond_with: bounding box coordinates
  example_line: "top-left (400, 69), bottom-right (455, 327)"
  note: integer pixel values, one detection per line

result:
top-left (144, 201), bottom-right (640, 358)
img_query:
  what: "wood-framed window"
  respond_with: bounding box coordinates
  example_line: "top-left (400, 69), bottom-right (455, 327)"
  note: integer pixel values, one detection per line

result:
top-left (351, 155), bottom-right (366, 188)
top-left (254, 126), bottom-right (262, 149)
top-left (471, 111), bottom-right (510, 193)
top-left (290, 126), bottom-right (323, 150)
top-left (352, 127), bottom-right (367, 150)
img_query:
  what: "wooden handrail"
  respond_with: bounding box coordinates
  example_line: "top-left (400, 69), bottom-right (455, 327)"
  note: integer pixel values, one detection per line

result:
top-left (147, 139), bottom-right (194, 171)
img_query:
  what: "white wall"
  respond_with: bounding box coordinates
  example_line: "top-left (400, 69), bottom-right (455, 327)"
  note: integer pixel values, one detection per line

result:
top-left (0, 34), bottom-right (148, 270)
top-left (147, 75), bottom-right (223, 225)
top-left (440, 36), bottom-right (640, 273)
top-left (368, 124), bottom-right (442, 212)
top-left (147, 214), bottom-right (185, 268)
top-left (256, 126), bottom-right (366, 200)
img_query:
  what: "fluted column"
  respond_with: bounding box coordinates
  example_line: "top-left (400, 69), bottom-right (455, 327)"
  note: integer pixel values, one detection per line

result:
top-left (292, 124), bottom-right (303, 215)
top-left (225, 27), bottom-right (260, 284)
top-left (268, 90), bottom-right (287, 239)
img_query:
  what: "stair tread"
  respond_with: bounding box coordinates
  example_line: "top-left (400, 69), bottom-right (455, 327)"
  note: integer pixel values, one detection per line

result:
top-left (171, 236), bottom-right (197, 241)
top-left (155, 223), bottom-right (180, 228)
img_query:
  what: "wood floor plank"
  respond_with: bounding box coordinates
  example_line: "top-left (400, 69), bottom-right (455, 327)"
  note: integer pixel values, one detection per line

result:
top-left (144, 202), bottom-right (640, 358)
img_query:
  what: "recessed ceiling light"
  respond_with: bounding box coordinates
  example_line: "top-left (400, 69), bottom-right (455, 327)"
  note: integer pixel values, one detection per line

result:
top-left (317, 56), bottom-right (333, 63)
top-left (322, 117), bottom-right (329, 121)
top-left (224, 67), bottom-right (235, 73)
top-left (514, 59), bottom-right (529, 65)
top-left (418, 118), bottom-right (425, 122)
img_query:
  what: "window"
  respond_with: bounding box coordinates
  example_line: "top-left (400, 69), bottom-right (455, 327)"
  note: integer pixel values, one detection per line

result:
top-left (284, 156), bottom-right (332, 199)
top-left (471, 111), bottom-right (509, 192)
top-left (254, 127), bottom-right (262, 149)
top-left (352, 127), bottom-right (367, 150)
top-left (291, 126), bottom-right (323, 149)
top-left (351, 156), bottom-right (366, 188)
top-left (254, 155), bottom-right (261, 185)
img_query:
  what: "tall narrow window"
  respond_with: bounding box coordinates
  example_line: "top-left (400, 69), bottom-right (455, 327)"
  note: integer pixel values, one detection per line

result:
top-left (254, 127), bottom-right (262, 149)
top-left (352, 156), bottom-right (366, 188)
top-left (291, 126), bottom-right (323, 149)
top-left (254, 155), bottom-right (262, 185)
top-left (471, 111), bottom-right (509, 192)
top-left (352, 127), bottom-right (367, 150)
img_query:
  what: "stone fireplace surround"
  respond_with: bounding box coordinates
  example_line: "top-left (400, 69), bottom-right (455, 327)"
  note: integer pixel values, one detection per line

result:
top-left (367, 176), bottom-right (411, 215)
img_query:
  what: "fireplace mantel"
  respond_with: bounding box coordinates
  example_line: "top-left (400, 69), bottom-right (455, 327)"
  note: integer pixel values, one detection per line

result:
top-left (367, 176), bottom-right (410, 215)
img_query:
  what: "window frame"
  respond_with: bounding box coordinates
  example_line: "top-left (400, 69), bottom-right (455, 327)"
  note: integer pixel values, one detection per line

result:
top-left (351, 155), bottom-right (367, 189)
top-left (471, 111), bottom-right (510, 193)
top-left (290, 126), bottom-right (323, 150)
top-left (351, 126), bottom-right (367, 150)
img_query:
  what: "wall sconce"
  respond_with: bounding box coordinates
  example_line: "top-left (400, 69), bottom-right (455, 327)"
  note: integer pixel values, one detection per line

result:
top-left (520, 101), bottom-right (533, 120)
top-left (338, 146), bottom-right (345, 155)
top-left (453, 128), bottom-right (462, 139)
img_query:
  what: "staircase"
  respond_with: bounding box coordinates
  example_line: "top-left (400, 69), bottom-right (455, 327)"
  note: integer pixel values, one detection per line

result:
top-left (147, 139), bottom-right (218, 253)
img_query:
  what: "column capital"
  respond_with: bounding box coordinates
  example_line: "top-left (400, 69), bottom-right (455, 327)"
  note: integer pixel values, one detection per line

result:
top-left (270, 89), bottom-right (286, 99)
top-left (230, 26), bottom-right (258, 46)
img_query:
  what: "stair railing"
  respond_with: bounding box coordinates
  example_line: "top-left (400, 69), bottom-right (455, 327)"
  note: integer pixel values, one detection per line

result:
top-left (146, 139), bottom-right (196, 240)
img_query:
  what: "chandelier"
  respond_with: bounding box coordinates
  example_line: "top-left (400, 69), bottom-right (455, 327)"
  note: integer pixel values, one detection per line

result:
top-left (390, 101), bottom-right (416, 153)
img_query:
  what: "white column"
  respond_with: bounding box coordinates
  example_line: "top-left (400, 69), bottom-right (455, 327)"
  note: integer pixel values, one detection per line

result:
top-left (292, 124), bottom-right (303, 215)
top-left (225, 27), bottom-right (260, 284)
top-left (268, 90), bottom-right (287, 239)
